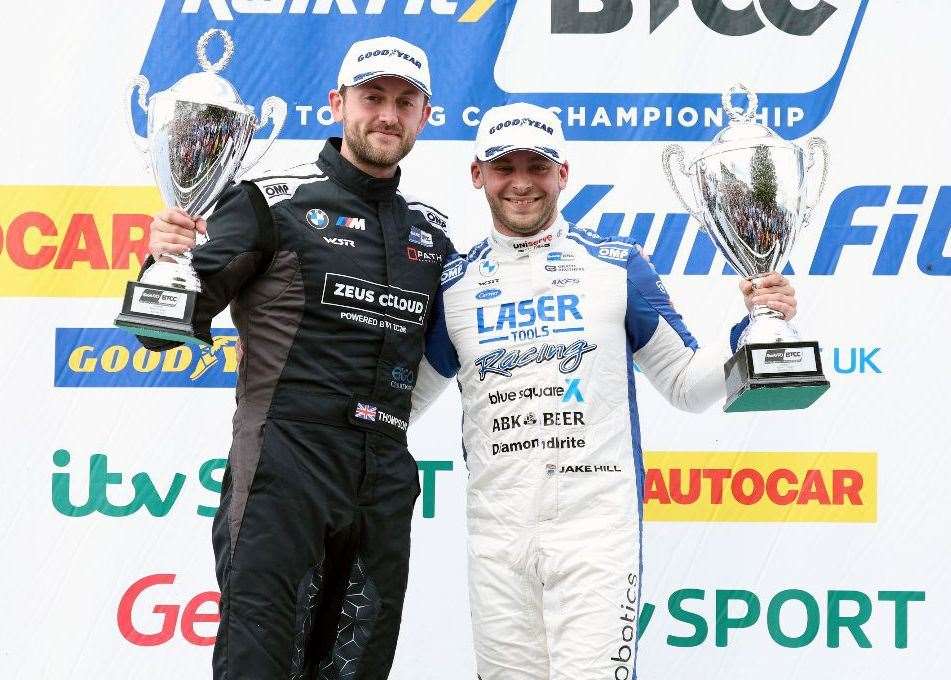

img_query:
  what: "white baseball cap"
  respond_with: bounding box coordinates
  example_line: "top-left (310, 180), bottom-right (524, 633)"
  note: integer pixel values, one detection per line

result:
top-left (337, 36), bottom-right (432, 98)
top-left (474, 103), bottom-right (567, 164)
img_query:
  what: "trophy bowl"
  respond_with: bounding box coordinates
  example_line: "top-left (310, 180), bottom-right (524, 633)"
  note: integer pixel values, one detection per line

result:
top-left (662, 84), bottom-right (830, 412)
top-left (115, 28), bottom-right (286, 345)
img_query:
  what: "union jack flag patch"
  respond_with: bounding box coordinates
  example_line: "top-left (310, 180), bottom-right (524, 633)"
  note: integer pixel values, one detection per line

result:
top-left (355, 403), bottom-right (378, 422)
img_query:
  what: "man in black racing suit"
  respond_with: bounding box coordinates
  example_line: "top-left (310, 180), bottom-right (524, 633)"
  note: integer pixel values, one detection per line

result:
top-left (136, 37), bottom-right (454, 680)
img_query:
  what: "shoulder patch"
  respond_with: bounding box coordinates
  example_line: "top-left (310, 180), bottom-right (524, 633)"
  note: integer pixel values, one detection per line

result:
top-left (467, 238), bottom-right (492, 262)
top-left (440, 253), bottom-right (467, 288)
top-left (566, 225), bottom-right (634, 266)
top-left (249, 162), bottom-right (328, 207)
top-left (400, 192), bottom-right (450, 234)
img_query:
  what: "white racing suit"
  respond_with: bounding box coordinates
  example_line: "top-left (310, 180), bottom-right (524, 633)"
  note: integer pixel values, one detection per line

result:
top-left (412, 218), bottom-right (747, 679)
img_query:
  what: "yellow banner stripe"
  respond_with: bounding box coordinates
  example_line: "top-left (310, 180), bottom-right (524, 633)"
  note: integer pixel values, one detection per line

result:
top-left (642, 452), bottom-right (877, 523)
top-left (0, 185), bottom-right (162, 297)
top-left (458, 0), bottom-right (499, 23)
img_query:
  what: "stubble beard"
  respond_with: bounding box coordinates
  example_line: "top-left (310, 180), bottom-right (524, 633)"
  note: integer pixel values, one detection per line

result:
top-left (487, 193), bottom-right (558, 237)
top-left (344, 123), bottom-right (416, 170)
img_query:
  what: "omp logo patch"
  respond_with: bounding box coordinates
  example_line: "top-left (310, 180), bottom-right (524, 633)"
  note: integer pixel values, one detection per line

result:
top-left (263, 182), bottom-right (289, 198)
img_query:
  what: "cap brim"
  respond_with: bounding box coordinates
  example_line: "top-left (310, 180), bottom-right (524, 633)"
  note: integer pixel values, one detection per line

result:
top-left (341, 72), bottom-right (431, 98)
top-left (477, 145), bottom-right (564, 164)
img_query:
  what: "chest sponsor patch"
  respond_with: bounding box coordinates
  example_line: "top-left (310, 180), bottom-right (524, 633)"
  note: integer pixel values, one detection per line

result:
top-left (406, 245), bottom-right (442, 264)
top-left (305, 208), bottom-right (331, 230)
top-left (336, 216), bottom-right (366, 230)
top-left (409, 226), bottom-right (434, 247)
top-left (322, 273), bottom-right (430, 326)
top-left (323, 236), bottom-right (356, 247)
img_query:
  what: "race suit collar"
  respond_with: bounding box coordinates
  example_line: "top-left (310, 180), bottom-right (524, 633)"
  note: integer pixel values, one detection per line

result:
top-left (317, 137), bottom-right (401, 201)
top-left (490, 215), bottom-right (568, 260)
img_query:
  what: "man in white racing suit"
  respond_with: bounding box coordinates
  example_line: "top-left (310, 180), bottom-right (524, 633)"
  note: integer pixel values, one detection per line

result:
top-left (410, 103), bottom-right (798, 679)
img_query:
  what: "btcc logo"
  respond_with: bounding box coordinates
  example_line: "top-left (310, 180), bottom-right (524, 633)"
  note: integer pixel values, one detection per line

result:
top-left (147, 1), bottom-right (865, 145)
top-left (553, 0), bottom-right (838, 37)
top-left (138, 289), bottom-right (179, 307)
top-left (765, 348), bottom-right (803, 364)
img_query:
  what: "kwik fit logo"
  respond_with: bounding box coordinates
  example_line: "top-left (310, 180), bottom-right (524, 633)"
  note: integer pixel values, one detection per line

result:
top-left (139, 1), bottom-right (867, 141)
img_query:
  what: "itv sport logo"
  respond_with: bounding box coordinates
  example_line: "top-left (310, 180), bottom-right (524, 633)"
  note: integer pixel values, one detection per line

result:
top-left (51, 449), bottom-right (454, 519)
top-left (136, 1), bottom-right (869, 141)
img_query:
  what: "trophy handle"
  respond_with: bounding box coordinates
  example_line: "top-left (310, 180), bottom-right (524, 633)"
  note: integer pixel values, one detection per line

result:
top-left (801, 137), bottom-right (829, 229)
top-left (126, 76), bottom-right (151, 156)
top-left (237, 96), bottom-right (288, 178)
top-left (662, 145), bottom-right (705, 224)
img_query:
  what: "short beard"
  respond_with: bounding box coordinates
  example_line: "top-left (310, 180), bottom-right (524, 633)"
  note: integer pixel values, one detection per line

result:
top-left (486, 193), bottom-right (558, 237)
top-left (344, 124), bottom-right (416, 170)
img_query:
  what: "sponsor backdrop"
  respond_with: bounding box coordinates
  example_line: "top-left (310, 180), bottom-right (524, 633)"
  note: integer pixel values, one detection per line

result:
top-left (1, 1), bottom-right (948, 678)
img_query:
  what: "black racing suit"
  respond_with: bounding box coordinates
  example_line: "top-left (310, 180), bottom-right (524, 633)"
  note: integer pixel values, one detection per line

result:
top-left (136, 138), bottom-right (455, 679)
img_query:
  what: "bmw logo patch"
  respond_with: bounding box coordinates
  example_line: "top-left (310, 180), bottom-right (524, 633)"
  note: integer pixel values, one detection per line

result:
top-left (479, 259), bottom-right (499, 277)
top-left (305, 208), bottom-right (330, 230)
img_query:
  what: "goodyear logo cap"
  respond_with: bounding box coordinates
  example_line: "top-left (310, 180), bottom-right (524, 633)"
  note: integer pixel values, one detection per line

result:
top-left (337, 35), bottom-right (432, 98)
top-left (475, 102), bottom-right (567, 164)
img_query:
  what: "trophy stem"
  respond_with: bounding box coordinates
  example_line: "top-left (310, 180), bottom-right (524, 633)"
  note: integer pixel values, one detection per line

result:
top-left (750, 303), bottom-right (783, 320)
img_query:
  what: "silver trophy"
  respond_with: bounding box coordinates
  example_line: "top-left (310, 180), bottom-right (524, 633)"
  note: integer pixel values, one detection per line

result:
top-left (115, 28), bottom-right (286, 345)
top-left (662, 84), bottom-right (830, 412)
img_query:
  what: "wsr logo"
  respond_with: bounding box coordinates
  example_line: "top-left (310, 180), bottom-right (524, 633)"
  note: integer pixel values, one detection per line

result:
top-left (141, 1), bottom-right (868, 141)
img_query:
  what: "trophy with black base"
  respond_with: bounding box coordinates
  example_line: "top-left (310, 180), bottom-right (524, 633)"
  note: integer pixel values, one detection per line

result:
top-left (663, 84), bottom-right (830, 412)
top-left (115, 28), bottom-right (286, 346)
